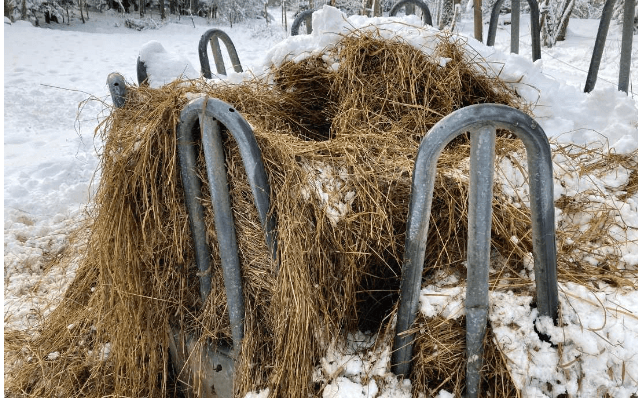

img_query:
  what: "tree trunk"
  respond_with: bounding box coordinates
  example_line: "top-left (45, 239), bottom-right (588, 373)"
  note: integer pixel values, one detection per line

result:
top-left (439, 0), bottom-right (454, 28)
top-left (373, 0), bottom-right (380, 16)
top-left (473, 0), bottom-right (482, 41)
top-left (556, 0), bottom-right (576, 41)
top-left (79, 0), bottom-right (85, 23)
top-left (21, 0), bottom-right (26, 20)
top-left (160, 0), bottom-right (165, 19)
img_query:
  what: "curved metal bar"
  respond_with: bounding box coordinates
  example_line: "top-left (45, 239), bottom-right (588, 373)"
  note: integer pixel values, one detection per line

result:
top-left (198, 29), bottom-right (244, 78)
top-left (107, 73), bottom-right (127, 108)
top-left (291, 9), bottom-right (314, 36)
top-left (391, 104), bottom-right (558, 398)
top-left (487, 0), bottom-right (541, 61)
top-left (389, 0), bottom-right (433, 26)
top-left (137, 56), bottom-right (149, 86)
top-left (178, 97), bottom-right (277, 351)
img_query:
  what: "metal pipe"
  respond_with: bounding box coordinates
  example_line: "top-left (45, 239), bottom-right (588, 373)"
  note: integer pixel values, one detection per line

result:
top-left (584, 0), bottom-right (616, 93)
top-left (389, 0), bottom-right (433, 26)
top-left (511, 0), bottom-right (520, 54)
top-left (200, 116), bottom-right (245, 351)
top-left (291, 9), bottom-right (314, 36)
top-left (618, 0), bottom-right (634, 93)
top-left (392, 104), bottom-right (558, 382)
top-left (176, 114), bottom-right (213, 303)
top-left (487, 0), bottom-right (541, 61)
top-left (107, 73), bottom-right (127, 108)
top-left (465, 126), bottom-right (496, 398)
top-left (198, 29), bottom-right (244, 78)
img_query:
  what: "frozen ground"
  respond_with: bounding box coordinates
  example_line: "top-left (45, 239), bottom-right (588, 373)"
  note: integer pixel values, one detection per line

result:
top-left (3, 5), bottom-right (638, 397)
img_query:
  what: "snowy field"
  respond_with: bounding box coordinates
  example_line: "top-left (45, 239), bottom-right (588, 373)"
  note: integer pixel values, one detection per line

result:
top-left (4, 5), bottom-right (638, 397)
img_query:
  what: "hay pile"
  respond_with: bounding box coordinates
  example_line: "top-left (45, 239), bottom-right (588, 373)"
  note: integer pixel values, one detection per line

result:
top-left (5, 30), bottom-right (637, 398)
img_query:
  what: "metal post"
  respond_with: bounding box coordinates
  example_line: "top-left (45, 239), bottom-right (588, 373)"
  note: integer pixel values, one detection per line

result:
top-left (584, 0), bottom-right (616, 93)
top-left (465, 127), bottom-right (496, 398)
top-left (618, 0), bottom-right (634, 93)
top-left (389, 0), bottom-right (433, 26)
top-left (198, 29), bottom-right (243, 78)
top-left (391, 104), bottom-right (559, 392)
top-left (487, 0), bottom-right (541, 61)
top-left (200, 116), bottom-right (245, 350)
top-left (511, 0), bottom-right (520, 54)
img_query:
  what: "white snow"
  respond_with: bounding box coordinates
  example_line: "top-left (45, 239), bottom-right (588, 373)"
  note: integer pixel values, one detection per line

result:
top-left (4, 5), bottom-right (638, 397)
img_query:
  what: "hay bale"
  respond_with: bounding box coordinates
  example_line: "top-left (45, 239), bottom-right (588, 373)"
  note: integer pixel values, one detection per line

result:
top-left (6, 29), bottom-right (636, 398)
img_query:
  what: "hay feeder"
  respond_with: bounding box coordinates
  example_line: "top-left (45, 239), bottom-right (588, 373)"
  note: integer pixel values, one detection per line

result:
top-left (107, 66), bottom-right (559, 397)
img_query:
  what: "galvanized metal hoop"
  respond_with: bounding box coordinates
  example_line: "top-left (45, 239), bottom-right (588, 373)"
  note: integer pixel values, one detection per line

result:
top-left (389, 0), bottom-right (433, 26)
top-left (392, 104), bottom-right (558, 398)
top-left (199, 28), bottom-right (244, 78)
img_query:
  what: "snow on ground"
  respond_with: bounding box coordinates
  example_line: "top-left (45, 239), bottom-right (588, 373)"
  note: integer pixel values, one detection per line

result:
top-left (4, 5), bottom-right (638, 397)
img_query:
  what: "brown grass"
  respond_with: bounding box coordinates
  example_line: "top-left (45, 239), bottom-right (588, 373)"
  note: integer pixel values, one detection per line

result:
top-left (5, 29), bottom-right (637, 398)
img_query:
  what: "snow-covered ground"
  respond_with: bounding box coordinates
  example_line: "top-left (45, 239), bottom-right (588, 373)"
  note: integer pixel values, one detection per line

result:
top-left (4, 5), bottom-right (638, 397)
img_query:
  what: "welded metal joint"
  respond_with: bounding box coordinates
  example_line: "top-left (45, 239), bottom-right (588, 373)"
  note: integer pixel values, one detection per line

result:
top-left (107, 73), bottom-right (127, 108)
top-left (199, 29), bottom-right (244, 78)
top-left (487, 0), bottom-right (541, 61)
top-left (391, 104), bottom-right (558, 398)
top-left (584, 0), bottom-right (634, 93)
top-left (175, 97), bottom-right (277, 397)
top-left (291, 9), bottom-right (315, 36)
top-left (389, 0), bottom-right (433, 26)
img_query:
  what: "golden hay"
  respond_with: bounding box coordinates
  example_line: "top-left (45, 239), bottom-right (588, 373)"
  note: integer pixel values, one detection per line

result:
top-left (5, 30), bottom-right (637, 398)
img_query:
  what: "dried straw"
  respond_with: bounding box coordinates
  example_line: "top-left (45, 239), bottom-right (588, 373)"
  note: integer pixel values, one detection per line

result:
top-left (5, 29), bottom-right (637, 398)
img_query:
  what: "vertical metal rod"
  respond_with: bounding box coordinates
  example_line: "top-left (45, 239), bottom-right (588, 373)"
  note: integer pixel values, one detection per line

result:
top-left (528, 0), bottom-right (542, 61)
top-left (584, 0), bottom-right (616, 93)
top-left (210, 36), bottom-right (227, 76)
top-left (389, 0), bottom-right (433, 26)
top-left (177, 119), bottom-right (213, 303)
top-left (465, 127), bottom-right (496, 398)
top-left (200, 115), bottom-right (245, 352)
top-left (198, 29), bottom-right (244, 79)
top-left (487, 0), bottom-right (541, 61)
top-left (618, 0), bottom-right (634, 93)
top-left (511, 0), bottom-right (520, 54)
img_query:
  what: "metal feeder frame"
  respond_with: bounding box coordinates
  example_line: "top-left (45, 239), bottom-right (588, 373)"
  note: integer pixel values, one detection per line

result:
top-left (486, 0), bottom-right (542, 61)
top-left (391, 104), bottom-right (559, 398)
top-left (109, 70), bottom-right (559, 398)
top-left (389, 0), bottom-right (433, 26)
